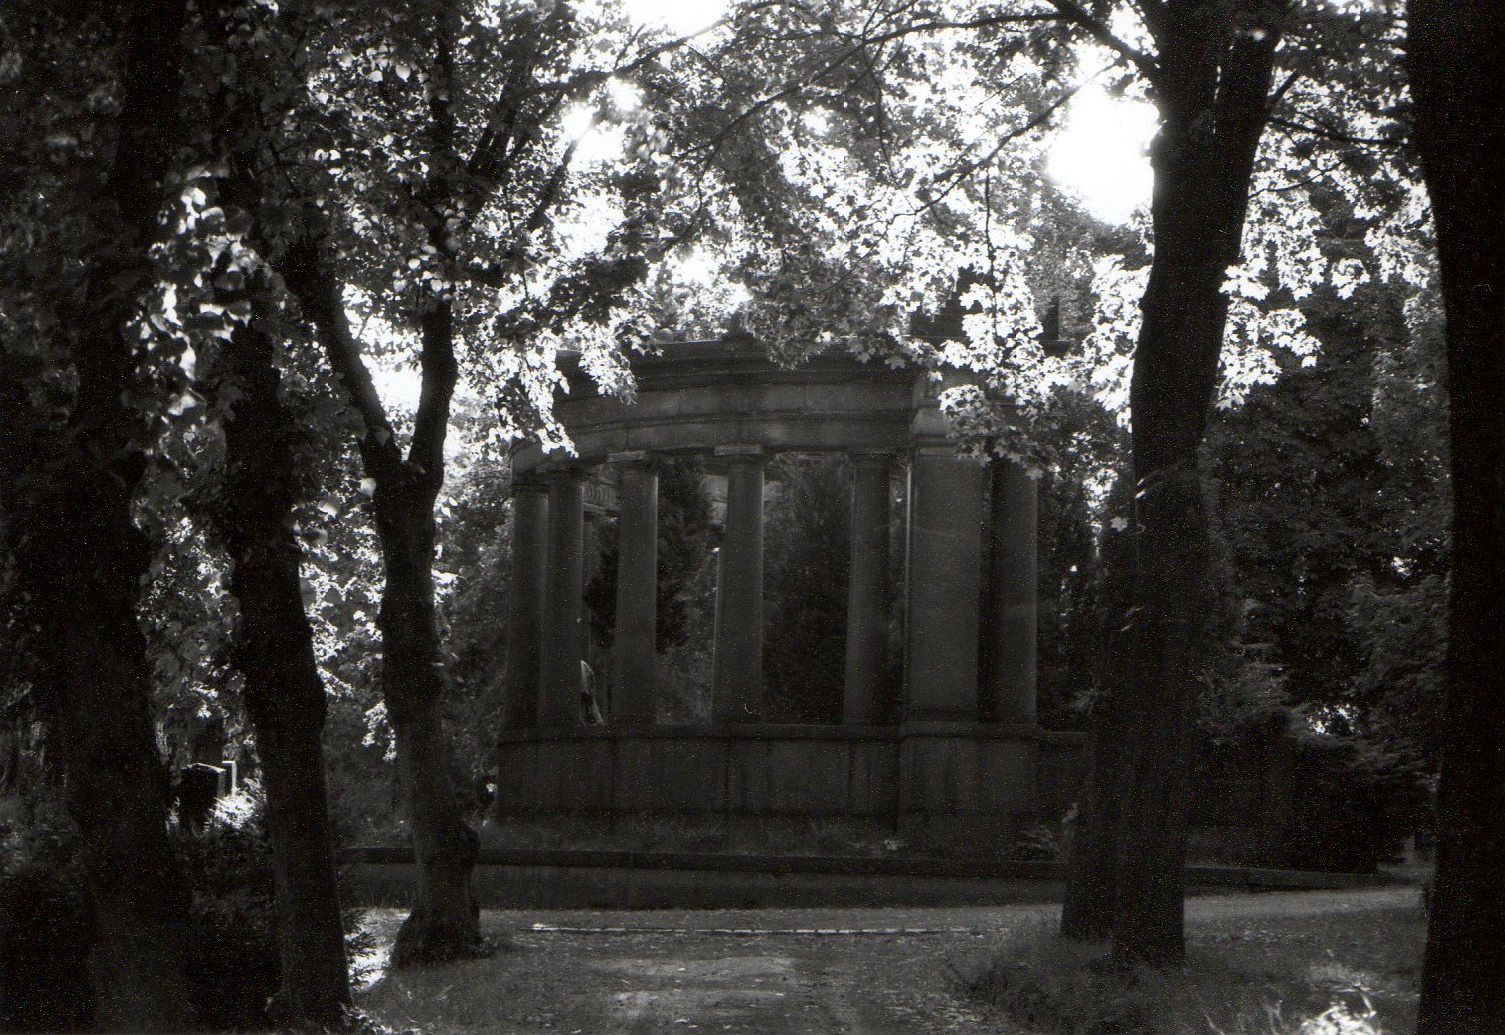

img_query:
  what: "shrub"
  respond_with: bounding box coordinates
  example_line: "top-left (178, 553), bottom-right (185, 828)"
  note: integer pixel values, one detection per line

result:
top-left (0, 797), bottom-right (93, 1033)
top-left (176, 784), bottom-right (284, 1031)
top-left (1280, 735), bottom-right (1429, 873)
top-left (0, 781), bottom-right (365, 1032)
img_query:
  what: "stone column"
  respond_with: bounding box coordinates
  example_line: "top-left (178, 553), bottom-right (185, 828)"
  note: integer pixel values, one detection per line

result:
top-left (611, 452), bottom-right (658, 724)
top-left (711, 445), bottom-right (767, 723)
top-left (843, 452), bottom-right (894, 724)
top-left (538, 466), bottom-right (586, 727)
top-left (904, 446), bottom-right (987, 720)
top-left (503, 475), bottom-right (548, 729)
top-left (983, 459), bottom-right (1038, 724)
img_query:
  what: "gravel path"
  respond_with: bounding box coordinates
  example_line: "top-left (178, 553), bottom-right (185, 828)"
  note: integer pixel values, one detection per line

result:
top-left (356, 888), bottom-right (1416, 1033)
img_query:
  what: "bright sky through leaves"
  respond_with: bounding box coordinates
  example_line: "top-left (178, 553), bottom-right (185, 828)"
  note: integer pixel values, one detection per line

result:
top-left (1046, 85), bottom-right (1158, 224)
top-left (620, 0), bottom-right (728, 35)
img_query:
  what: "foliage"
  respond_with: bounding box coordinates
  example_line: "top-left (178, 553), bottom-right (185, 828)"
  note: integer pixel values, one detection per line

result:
top-left (764, 455), bottom-right (851, 723)
top-left (175, 789), bottom-right (284, 1031)
top-left (432, 451), bottom-right (512, 805)
top-left (1203, 280), bottom-right (1449, 764)
top-left (652, 459), bottom-right (715, 656)
top-left (570, 457), bottom-right (715, 720)
top-left (1280, 734), bottom-right (1429, 874)
top-left (0, 795), bottom-right (93, 1033)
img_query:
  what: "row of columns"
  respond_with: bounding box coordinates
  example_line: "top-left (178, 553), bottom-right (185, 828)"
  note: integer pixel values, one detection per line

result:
top-left (504, 446), bottom-right (1037, 730)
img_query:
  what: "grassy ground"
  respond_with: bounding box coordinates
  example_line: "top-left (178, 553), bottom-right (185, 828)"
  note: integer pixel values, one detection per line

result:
top-left (968, 900), bottom-right (1424, 1033)
top-left (355, 888), bottom-right (1422, 1033)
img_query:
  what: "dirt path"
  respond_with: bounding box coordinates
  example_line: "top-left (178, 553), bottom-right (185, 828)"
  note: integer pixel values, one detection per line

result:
top-left (356, 888), bottom-right (1415, 1033)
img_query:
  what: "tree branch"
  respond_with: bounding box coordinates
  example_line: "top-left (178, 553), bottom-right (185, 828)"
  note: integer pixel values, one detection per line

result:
top-left (903, 61), bottom-right (1116, 219)
top-left (277, 235), bottom-right (403, 479)
top-left (1266, 115), bottom-right (1406, 150)
top-left (1047, 0), bottom-right (1161, 83)
top-left (410, 301), bottom-right (457, 480)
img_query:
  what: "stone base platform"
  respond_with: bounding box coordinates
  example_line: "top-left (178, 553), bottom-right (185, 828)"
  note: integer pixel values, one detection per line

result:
top-left (344, 845), bottom-right (1396, 909)
top-left (492, 722), bottom-right (1088, 851)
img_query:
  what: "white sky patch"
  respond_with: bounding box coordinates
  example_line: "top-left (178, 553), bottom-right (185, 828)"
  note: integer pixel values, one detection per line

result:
top-left (560, 102), bottom-right (595, 142)
top-left (561, 102), bottom-right (628, 169)
top-left (606, 77), bottom-right (643, 113)
top-left (1046, 85), bottom-right (1157, 225)
top-left (675, 246), bottom-right (724, 285)
top-left (621, 0), bottom-right (728, 35)
top-left (371, 362), bottom-right (422, 415)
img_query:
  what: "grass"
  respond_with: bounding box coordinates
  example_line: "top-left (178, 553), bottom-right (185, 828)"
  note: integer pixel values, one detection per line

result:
top-left (967, 904), bottom-right (1424, 1034)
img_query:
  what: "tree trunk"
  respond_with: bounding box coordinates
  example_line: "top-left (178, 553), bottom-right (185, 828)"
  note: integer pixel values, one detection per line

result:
top-left (213, 301), bottom-right (352, 1026)
top-left (0, 3), bottom-right (199, 1028)
top-left (1058, 8), bottom-right (1278, 967)
top-left (1108, 460), bottom-right (1208, 965)
top-left (278, 245), bottom-right (482, 966)
top-left (189, 0), bottom-right (354, 1010)
top-left (1406, 6), bottom-right (1505, 1031)
top-left (26, 559), bottom-right (198, 1031)
top-left (376, 471), bottom-right (483, 967)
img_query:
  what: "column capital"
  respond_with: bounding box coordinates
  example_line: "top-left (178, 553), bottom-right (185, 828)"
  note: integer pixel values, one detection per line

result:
top-left (511, 473), bottom-right (549, 495)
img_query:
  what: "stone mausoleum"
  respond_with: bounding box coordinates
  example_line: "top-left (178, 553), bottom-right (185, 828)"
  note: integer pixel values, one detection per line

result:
top-left (495, 338), bottom-right (1085, 847)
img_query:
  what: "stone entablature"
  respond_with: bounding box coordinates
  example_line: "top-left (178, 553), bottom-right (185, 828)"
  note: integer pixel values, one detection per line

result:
top-left (511, 338), bottom-right (918, 475)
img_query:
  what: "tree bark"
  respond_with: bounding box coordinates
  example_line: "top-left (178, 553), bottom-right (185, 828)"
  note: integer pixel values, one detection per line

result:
top-left (1406, 6), bottom-right (1505, 1031)
top-left (1058, 4), bottom-right (1278, 966)
top-left (190, 0), bottom-right (355, 1007)
top-left (375, 463), bottom-right (483, 966)
top-left (211, 296), bottom-right (353, 1026)
top-left (0, 3), bottom-right (200, 1028)
top-left (279, 243), bottom-right (482, 966)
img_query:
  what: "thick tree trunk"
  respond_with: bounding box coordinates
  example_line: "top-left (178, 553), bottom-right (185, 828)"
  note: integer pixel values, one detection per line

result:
top-left (0, 3), bottom-right (199, 1028)
top-left (1108, 460), bottom-right (1208, 964)
top-left (377, 474), bottom-right (483, 966)
top-left (214, 306), bottom-right (352, 1026)
top-left (1406, 6), bottom-right (1505, 1032)
top-left (1059, 9), bottom-right (1277, 967)
top-left (27, 559), bottom-right (198, 1031)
